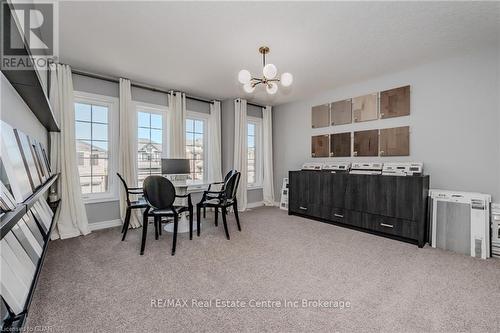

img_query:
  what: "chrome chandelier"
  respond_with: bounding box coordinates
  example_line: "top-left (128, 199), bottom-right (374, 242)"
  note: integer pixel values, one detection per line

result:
top-left (238, 46), bottom-right (293, 95)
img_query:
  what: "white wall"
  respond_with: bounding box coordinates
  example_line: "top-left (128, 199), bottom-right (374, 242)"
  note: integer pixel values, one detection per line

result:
top-left (1, 73), bottom-right (48, 148)
top-left (273, 48), bottom-right (500, 201)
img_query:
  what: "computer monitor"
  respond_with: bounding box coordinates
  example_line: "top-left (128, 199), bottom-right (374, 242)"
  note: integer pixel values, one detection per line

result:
top-left (161, 159), bottom-right (190, 175)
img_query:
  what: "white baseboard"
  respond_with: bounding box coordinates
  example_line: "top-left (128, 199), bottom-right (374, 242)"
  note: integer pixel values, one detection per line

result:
top-left (89, 219), bottom-right (122, 231)
top-left (88, 203), bottom-right (271, 230)
top-left (247, 201), bottom-right (264, 209)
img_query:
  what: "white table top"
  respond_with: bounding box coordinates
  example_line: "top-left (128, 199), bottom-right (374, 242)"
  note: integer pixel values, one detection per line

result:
top-left (170, 180), bottom-right (209, 192)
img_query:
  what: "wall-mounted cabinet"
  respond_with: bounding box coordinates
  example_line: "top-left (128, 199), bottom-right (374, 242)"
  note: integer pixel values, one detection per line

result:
top-left (311, 104), bottom-right (330, 128)
top-left (311, 135), bottom-right (329, 157)
top-left (330, 132), bottom-right (351, 157)
top-left (330, 99), bottom-right (351, 126)
top-left (380, 86), bottom-right (410, 119)
top-left (352, 94), bottom-right (378, 123)
top-left (379, 126), bottom-right (410, 156)
top-left (353, 129), bottom-right (378, 156)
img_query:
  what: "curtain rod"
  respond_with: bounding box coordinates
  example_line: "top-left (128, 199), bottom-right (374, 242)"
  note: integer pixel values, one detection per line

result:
top-left (71, 68), bottom-right (266, 109)
top-left (71, 68), bottom-right (219, 105)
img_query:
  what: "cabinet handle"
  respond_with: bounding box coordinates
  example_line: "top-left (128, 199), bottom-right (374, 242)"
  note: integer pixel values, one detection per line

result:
top-left (299, 206), bottom-right (308, 210)
top-left (334, 213), bottom-right (344, 218)
top-left (380, 223), bottom-right (394, 228)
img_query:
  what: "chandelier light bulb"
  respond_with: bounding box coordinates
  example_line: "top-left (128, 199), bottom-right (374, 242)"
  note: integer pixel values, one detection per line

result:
top-left (262, 63), bottom-right (277, 80)
top-left (280, 72), bottom-right (293, 87)
top-left (238, 69), bottom-right (251, 84)
top-left (237, 47), bottom-right (293, 95)
top-left (266, 82), bottom-right (278, 95)
top-left (243, 82), bottom-right (255, 93)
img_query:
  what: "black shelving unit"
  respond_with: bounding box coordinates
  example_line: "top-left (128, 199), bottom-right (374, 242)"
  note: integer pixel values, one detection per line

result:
top-left (0, 175), bottom-right (58, 239)
top-left (0, 0), bottom-right (59, 132)
top-left (0, 175), bottom-right (60, 331)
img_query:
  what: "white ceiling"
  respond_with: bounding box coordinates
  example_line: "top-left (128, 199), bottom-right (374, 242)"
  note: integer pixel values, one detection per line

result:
top-left (59, 1), bottom-right (499, 106)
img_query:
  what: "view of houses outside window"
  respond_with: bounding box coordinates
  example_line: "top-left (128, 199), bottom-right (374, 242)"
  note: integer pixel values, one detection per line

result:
top-left (137, 111), bottom-right (163, 187)
top-left (247, 122), bottom-right (256, 185)
top-left (75, 102), bottom-right (110, 194)
top-left (185, 118), bottom-right (204, 180)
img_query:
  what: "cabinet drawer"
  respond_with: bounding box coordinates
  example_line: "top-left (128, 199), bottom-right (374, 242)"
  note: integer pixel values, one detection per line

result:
top-left (344, 210), bottom-right (417, 240)
top-left (289, 203), bottom-right (321, 218)
top-left (367, 215), bottom-right (415, 238)
top-left (321, 208), bottom-right (346, 223)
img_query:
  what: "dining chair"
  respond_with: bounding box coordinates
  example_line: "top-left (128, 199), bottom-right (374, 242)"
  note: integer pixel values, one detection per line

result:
top-left (196, 172), bottom-right (241, 240)
top-left (117, 173), bottom-right (148, 241)
top-left (203, 169), bottom-right (237, 219)
top-left (141, 175), bottom-right (193, 255)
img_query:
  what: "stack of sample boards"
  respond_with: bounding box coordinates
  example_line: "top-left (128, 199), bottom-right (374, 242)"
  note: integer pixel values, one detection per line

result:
top-left (1, 201), bottom-right (54, 314)
top-left (0, 120), bottom-right (58, 328)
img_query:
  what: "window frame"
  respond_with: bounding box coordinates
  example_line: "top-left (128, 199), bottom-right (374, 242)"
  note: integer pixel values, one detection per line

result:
top-left (134, 101), bottom-right (169, 186)
top-left (247, 116), bottom-right (263, 189)
top-left (73, 91), bottom-right (119, 204)
top-left (186, 111), bottom-right (209, 182)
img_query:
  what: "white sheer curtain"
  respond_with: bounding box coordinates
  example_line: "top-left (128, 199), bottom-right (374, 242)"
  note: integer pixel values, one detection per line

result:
top-left (168, 91), bottom-right (186, 158)
top-left (233, 98), bottom-right (248, 211)
top-left (118, 78), bottom-right (141, 228)
top-left (207, 101), bottom-right (222, 183)
top-left (49, 64), bottom-right (90, 239)
top-left (262, 106), bottom-right (275, 206)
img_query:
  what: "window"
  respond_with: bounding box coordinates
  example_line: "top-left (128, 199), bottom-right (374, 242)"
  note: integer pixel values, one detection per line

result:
top-left (74, 92), bottom-right (118, 202)
top-left (78, 152), bottom-right (84, 166)
top-left (247, 117), bottom-right (263, 187)
top-left (136, 103), bottom-right (167, 187)
top-left (185, 113), bottom-right (207, 181)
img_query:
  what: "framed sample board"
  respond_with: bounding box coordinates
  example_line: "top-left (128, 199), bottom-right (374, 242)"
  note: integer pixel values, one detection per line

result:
top-left (379, 126), bottom-right (410, 156)
top-left (380, 85), bottom-right (410, 119)
top-left (0, 209), bottom-right (47, 316)
top-left (39, 142), bottom-right (52, 176)
top-left (353, 129), bottom-right (379, 157)
top-left (0, 180), bottom-right (17, 212)
top-left (330, 99), bottom-right (352, 126)
top-left (330, 132), bottom-right (351, 157)
top-left (311, 135), bottom-right (329, 157)
top-left (1, 121), bottom-right (33, 202)
top-left (311, 104), bottom-right (330, 128)
top-left (14, 129), bottom-right (41, 190)
top-left (28, 137), bottom-right (47, 183)
top-left (352, 94), bottom-right (378, 122)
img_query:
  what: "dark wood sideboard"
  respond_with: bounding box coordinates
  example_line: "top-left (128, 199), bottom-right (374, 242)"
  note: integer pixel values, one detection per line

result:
top-left (288, 171), bottom-right (430, 247)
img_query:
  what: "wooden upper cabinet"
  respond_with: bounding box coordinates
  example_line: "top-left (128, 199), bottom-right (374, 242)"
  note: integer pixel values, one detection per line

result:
top-left (379, 126), bottom-right (410, 156)
top-left (353, 129), bottom-right (379, 156)
top-left (352, 94), bottom-right (378, 122)
top-left (330, 132), bottom-right (351, 157)
top-left (330, 99), bottom-right (352, 126)
top-left (311, 104), bottom-right (330, 128)
top-left (380, 85), bottom-right (410, 119)
top-left (311, 135), bottom-right (330, 157)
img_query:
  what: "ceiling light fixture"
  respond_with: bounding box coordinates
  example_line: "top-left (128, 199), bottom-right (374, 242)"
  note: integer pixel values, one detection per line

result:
top-left (238, 46), bottom-right (293, 95)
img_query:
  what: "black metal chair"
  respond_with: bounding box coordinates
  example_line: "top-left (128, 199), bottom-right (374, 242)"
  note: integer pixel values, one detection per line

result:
top-left (117, 173), bottom-right (148, 241)
top-left (141, 176), bottom-right (193, 255)
top-left (197, 172), bottom-right (241, 240)
top-left (203, 170), bottom-right (237, 219)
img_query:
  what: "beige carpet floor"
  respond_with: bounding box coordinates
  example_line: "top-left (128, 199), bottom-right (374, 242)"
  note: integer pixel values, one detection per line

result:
top-left (26, 207), bottom-right (500, 332)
